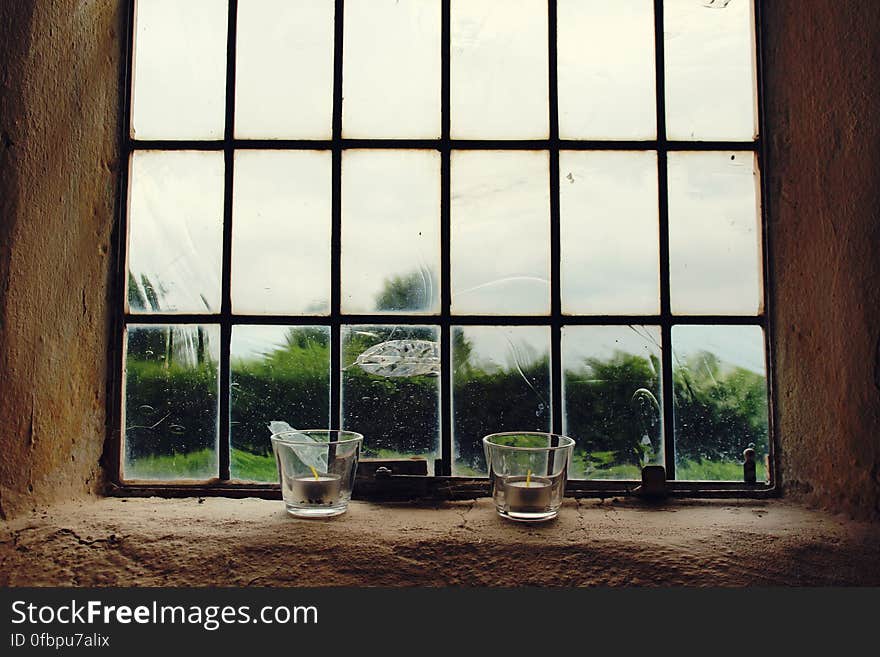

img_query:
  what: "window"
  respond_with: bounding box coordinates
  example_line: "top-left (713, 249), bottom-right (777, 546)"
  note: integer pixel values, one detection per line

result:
top-left (115, 0), bottom-right (772, 494)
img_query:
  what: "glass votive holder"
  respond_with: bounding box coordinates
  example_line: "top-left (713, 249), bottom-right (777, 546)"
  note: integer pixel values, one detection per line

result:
top-left (271, 429), bottom-right (363, 518)
top-left (483, 432), bottom-right (576, 523)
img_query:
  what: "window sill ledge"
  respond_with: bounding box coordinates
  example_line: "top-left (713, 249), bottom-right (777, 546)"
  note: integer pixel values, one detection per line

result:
top-left (2, 498), bottom-right (877, 586)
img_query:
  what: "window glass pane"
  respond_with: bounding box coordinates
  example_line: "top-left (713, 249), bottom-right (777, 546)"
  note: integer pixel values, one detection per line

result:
top-left (235, 0), bottom-right (334, 139)
top-left (560, 151), bottom-right (660, 314)
top-left (668, 151), bottom-right (762, 315)
top-left (451, 0), bottom-right (548, 139)
top-left (452, 326), bottom-right (551, 475)
top-left (451, 150), bottom-right (550, 315)
top-left (673, 324), bottom-right (768, 481)
top-left (232, 151), bottom-right (331, 314)
top-left (558, 0), bottom-right (656, 140)
top-left (230, 325), bottom-right (331, 482)
top-left (127, 151), bottom-right (224, 313)
top-left (342, 150), bottom-right (440, 314)
top-left (342, 326), bottom-right (441, 471)
top-left (563, 326), bottom-right (663, 480)
top-left (124, 324), bottom-right (219, 480)
top-left (343, 0), bottom-right (440, 138)
top-left (664, 0), bottom-right (757, 141)
top-left (131, 0), bottom-right (227, 140)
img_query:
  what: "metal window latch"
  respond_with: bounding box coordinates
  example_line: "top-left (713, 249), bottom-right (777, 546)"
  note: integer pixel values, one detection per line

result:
top-left (743, 443), bottom-right (757, 484)
top-left (634, 465), bottom-right (668, 498)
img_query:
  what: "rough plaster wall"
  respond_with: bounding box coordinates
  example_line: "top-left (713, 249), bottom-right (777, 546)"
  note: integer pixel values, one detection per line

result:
top-left (763, 1), bottom-right (880, 518)
top-left (0, 0), bottom-right (123, 518)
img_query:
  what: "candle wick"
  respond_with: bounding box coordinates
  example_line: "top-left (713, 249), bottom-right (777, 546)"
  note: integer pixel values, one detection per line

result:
top-left (526, 470), bottom-right (531, 487)
top-left (309, 466), bottom-right (320, 481)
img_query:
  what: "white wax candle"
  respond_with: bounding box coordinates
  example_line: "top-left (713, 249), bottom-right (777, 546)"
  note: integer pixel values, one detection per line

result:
top-left (289, 473), bottom-right (342, 505)
top-left (504, 475), bottom-right (552, 513)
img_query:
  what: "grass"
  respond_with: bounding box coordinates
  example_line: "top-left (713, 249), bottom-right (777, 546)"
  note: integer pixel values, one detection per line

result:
top-left (128, 450), bottom-right (766, 484)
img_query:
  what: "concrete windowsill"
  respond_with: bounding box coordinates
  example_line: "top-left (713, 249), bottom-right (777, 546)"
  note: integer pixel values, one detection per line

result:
top-left (1, 497), bottom-right (878, 586)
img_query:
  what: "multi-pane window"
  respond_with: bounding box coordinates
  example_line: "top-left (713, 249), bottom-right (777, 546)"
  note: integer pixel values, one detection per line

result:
top-left (118, 0), bottom-right (771, 489)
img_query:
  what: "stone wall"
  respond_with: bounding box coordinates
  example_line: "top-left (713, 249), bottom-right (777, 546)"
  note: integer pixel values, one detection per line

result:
top-left (763, 1), bottom-right (880, 518)
top-left (0, 0), bottom-right (124, 518)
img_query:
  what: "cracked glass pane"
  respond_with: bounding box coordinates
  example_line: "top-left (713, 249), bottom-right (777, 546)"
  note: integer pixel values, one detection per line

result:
top-left (452, 326), bottom-right (551, 475)
top-left (562, 325), bottom-right (663, 480)
top-left (560, 151), bottom-right (660, 314)
top-left (451, 150), bottom-right (551, 315)
top-left (672, 324), bottom-right (768, 481)
top-left (664, 0), bottom-right (758, 140)
top-left (230, 325), bottom-right (331, 482)
top-left (558, 0), bottom-right (656, 140)
top-left (131, 0), bottom-right (227, 140)
top-left (342, 150), bottom-right (440, 314)
top-left (342, 325), bottom-right (441, 470)
top-left (451, 0), bottom-right (548, 139)
top-left (127, 151), bottom-right (224, 314)
top-left (232, 150), bottom-right (331, 315)
top-left (343, 0), bottom-right (440, 138)
top-left (668, 151), bottom-right (763, 315)
top-left (124, 324), bottom-right (220, 480)
top-left (235, 0), bottom-right (334, 139)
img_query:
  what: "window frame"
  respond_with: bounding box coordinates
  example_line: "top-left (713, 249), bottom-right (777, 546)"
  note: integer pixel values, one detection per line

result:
top-left (108, 0), bottom-right (777, 499)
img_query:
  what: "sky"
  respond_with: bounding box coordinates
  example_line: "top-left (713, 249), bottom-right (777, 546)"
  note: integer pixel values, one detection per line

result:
top-left (127, 0), bottom-right (764, 373)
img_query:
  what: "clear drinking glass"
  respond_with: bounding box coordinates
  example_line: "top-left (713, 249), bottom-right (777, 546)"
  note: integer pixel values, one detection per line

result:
top-left (271, 430), bottom-right (363, 518)
top-left (483, 432), bottom-right (576, 523)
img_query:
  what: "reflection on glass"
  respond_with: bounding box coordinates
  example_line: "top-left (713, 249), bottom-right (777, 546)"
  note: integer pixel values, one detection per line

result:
top-left (560, 151), bottom-right (660, 314)
top-left (672, 324), bottom-right (768, 481)
top-left (668, 151), bottom-right (762, 315)
top-left (230, 325), bottom-right (331, 482)
top-left (343, 0), bottom-right (440, 138)
top-left (124, 324), bottom-right (219, 480)
top-left (452, 326), bottom-right (551, 475)
top-left (451, 151), bottom-right (550, 315)
top-left (131, 0), bottom-right (227, 139)
top-left (342, 325), bottom-right (440, 470)
top-left (558, 0), bottom-right (656, 139)
top-left (664, 0), bottom-right (757, 140)
top-left (562, 326), bottom-right (663, 480)
top-left (451, 0), bottom-right (548, 139)
top-left (232, 151), bottom-right (331, 314)
top-left (235, 0), bottom-right (334, 139)
top-left (342, 150), bottom-right (440, 314)
top-left (127, 151), bottom-right (224, 313)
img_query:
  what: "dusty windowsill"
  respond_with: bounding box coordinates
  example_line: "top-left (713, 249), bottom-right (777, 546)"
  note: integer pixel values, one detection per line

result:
top-left (1, 497), bottom-right (878, 586)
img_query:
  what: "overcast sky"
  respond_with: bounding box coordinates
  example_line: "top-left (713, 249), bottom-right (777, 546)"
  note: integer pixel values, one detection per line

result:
top-left (128, 0), bottom-right (763, 373)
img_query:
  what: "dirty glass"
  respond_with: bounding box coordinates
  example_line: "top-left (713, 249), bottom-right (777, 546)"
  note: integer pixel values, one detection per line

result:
top-left (560, 151), bottom-right (660, 314)
top-left (668, 151), bottom-right (763, 315)
top-left (127, 151), bottom-right (224, 314)
top-left (341, 325), bottom-right (441, 471)
top-left (235, 0), bottom-right (334, 139)
top-left (131, 0), bottom-right (227, 140)
top-left (230, 325), bottom-right (331, 482)
top-left (343, 0), bottom-right (440, 139)
top-left (451, 0), bottom-right (548, 139)
top-left (341, 150), bottom-right (440, 314)
top-left (452, 326), bottom-right (551, 475)
top-left (124, 324), bottom-right (220, 480)
top-left (557, 0), bottom-right (656, 140)
top-left (562, 325), bottom-right (663, 480)
top-left (664, 0), bottom-right (758, 141)
top-left (232, 150), bottom-right (331, 315)
top-left (672, 324), bottom-right (768, 481)
top-left (451, 150), bottom-right (550, 315)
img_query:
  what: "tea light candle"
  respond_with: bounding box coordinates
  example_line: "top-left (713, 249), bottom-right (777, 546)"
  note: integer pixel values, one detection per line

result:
top-left (504, 474), bottom-right (552, 513)
top-left (289, 472), bottom-right (341, 506)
